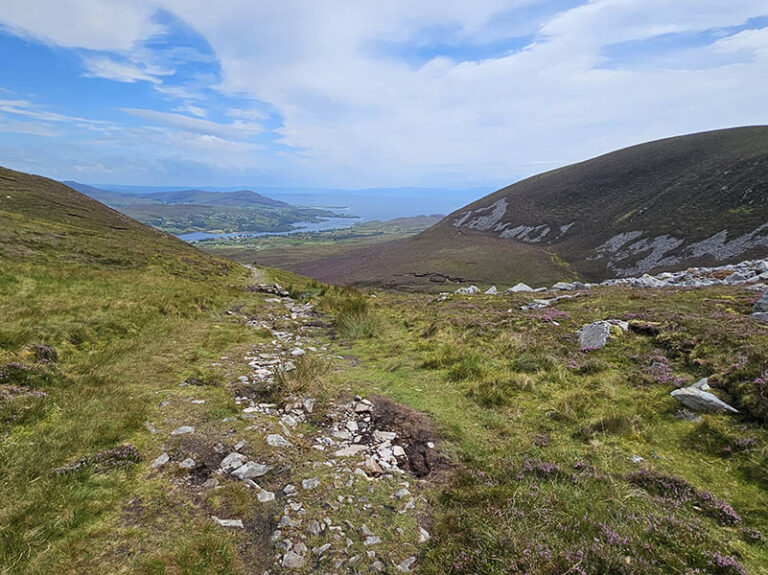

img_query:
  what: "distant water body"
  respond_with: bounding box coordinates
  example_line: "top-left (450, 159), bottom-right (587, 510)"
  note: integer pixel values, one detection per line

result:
top-left (262, 188), bottom-right (482, 222)
top-left (177, 216), bottom-right (358, 242)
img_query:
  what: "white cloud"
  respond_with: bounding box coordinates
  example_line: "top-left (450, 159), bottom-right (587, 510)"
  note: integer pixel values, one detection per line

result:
top-left (122, 107), bottom-right (265, 139)
top-left (0, 98), bottom-right (112, 128)
top-left (714, 27), bottom-right (768, 60)
top-left (227, 107), bottom-right (270, 121)
top-left (0, 0), bottom-right (767, 186)
top-left (156, 0), bottom-right (768, 185)
top-left (173, 104), bottom-right (207, 118)
top-left (0, 0), bottom-right (158, 51)
top-left (0, 119), bottom-right (58, 137)
top-left (82, 55), bottom-right (171, 83)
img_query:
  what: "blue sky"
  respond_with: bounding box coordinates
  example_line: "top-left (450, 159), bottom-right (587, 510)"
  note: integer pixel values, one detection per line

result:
top-left (0, 1), bottom-right (767, 190)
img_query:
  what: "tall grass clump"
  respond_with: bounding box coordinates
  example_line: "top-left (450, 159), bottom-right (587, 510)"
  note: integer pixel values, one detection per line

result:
top-left (324, 287), bottom-right (379, 339)
top-left (421, 344), bottom-right (488, 382)
top-left (274, 353), bottom-right (331, 394)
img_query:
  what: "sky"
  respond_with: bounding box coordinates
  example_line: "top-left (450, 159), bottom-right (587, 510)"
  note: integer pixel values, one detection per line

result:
top-left (0, 0), bottom-right (767, 190)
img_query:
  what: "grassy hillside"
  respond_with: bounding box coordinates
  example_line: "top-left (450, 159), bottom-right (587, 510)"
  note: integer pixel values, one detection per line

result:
top-left (2, 166), bottom-right (768, 575)
top-left (335, 286), bottom-right (768, 575)
top-left (0, 167), bottom-right (251, 572)
top-left (303, 127), bottom-right (768, 290)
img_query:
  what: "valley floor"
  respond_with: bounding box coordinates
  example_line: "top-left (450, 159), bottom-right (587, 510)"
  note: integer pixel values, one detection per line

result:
top-left (197, 216), bottom-right (442, 269)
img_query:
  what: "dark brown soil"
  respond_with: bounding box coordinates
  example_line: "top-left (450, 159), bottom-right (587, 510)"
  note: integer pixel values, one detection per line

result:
top-left (171, 435), bottom-right (227, 484)
top-left (371, 395), bottom-right (451, 478)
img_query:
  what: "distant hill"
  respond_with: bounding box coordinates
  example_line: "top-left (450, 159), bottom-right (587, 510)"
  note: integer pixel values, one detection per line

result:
top-left (61, 181), bottom-right (342, 235)
top-left (62, 182), bottom-right (289, 208)
top-left (300, 126), bottom-right (768, 290)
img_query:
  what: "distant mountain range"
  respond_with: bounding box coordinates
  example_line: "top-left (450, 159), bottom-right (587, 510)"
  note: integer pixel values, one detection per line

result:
top-left (295, 126), bottom-right (768, 290)
top-left (63, 181), bottom-right (290, 208)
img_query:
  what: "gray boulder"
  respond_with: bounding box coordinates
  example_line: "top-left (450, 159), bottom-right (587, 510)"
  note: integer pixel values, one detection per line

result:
top-left (220, 452), bottom-right (247, 472)
top-left (631, 274), bottom-right (667, 288)
top-left (152, 452), bottom-right (170, 468)
top-left (670, 387), bottom-right (738, 414)
top-left (578, 321), bottom-right (612, 350)
top-left (691, 377), bottom-right (711, 391)
top-left (266, 434), bottom-right (291, 448)
top-left (507, 282), bottom-right (533, 293)
top-left (484, 286), bottom-right (498, 295)
top-left (212, 516), bottom-right (244, 528)
top-left (232, 461), bottom-right (273, 480)
top-left (455, 285), bottom-right (480, 295)
top-left (725, 271), bottom-right (751, 284)
top-left (753, 291), bottom-right (768, 314)
top-left (281, 551), bottom-right (305, 569)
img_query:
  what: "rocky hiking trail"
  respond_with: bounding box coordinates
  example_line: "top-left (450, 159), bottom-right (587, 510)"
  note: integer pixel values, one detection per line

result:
top-left (144, 281), bottom-right (442, 574)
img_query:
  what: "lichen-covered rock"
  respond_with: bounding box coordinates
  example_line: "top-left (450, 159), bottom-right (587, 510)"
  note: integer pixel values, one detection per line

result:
top-left (220, 452), bottom-right (246, 472)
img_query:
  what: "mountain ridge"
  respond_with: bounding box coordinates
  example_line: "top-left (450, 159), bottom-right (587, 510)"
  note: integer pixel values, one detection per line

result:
top-left (294, 126), bottom-right (768, 290)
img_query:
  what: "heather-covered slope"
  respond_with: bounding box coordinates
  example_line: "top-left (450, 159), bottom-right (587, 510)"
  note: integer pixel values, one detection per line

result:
top-left (300, 127), bottom-right (768, 290)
